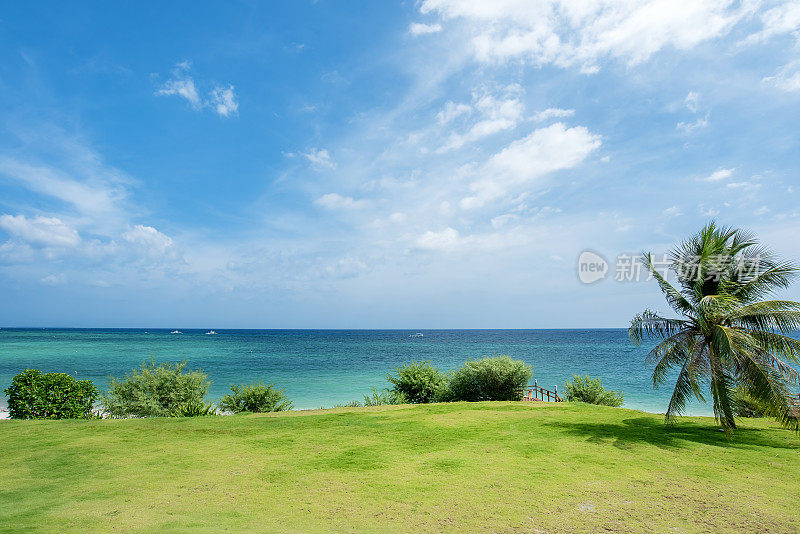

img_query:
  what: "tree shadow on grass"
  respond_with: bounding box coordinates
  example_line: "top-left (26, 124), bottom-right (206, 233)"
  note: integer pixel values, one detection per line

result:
top-left (544, 416), bottom-right (799, 451)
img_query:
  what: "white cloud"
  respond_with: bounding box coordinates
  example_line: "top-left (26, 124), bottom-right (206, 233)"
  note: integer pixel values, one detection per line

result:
top-left (0, 131), bottom-right (196, 287)
top-left (439, 117), bottom-right (518, 152)
top-left (437, 90), bottom-right (525, 152)
top-left (304, 148), bottom-right (336, 169)
top-left (409, 22), bottom-right (443, 35)
top-left (727, 181), bottom-right (760, 190)
top-left (764, 60), bottom-right (800, 92)
top-left (0, 214), bottom-right (81, 248)
top-left (40, 273), bottom-right (66, 286)
top-left (742, 2), bottom-right (800, 45)
top-left (0, 241), bottom-right (34, 264)
top-left (8, 2), bottom-right (794, 316)
top-left (754, 205), bottom-right (770, 216)
top-left (684, 91), bottom-right (700, 112)
top-left (701, 168), bottom-right (734, 181)
top-left (416, 227), bottom-right (461, 251)
top-left (0, 156), bottom-right (128, 223)
top-left (325, 256), bottom-right (370, 279)
top-left (315, 193), bottom-right (369, 210)
top-left (122, 225), bottom-right (175, 256)
top-left (532, 108), bottom-right (574, 122)
top-left (699, 205), bottom-right (720, 217)
top-left (437, 101), bottom-right (472, 124)
top-left (209, 85), bottom-right (239, 117)
top-left (420, 0), bottom-right (757, 71)
top-left (0, 132), bottom-right (193, 275)
top-left (677, 91), bottom-right (708, 132)
top-left (490, 213), bottom-right (518, 228)
top-left (157, 78), bottom-right (201, 109)
top-left (461, 122), bottom-right (601, 208)
top-left (677, 113), bottom-right (709, 133)
top-left (157, 62), bottom-right (239, 115)
top-left (321, 70), bottom-right (346, 84)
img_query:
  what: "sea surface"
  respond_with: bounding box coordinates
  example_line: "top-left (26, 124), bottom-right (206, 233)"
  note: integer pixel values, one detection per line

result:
top-left (0, 328), bottom-right (713, 415)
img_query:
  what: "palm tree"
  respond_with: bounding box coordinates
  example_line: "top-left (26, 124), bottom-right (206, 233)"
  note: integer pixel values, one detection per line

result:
top-left (629, 222), bottom-right (800, 432)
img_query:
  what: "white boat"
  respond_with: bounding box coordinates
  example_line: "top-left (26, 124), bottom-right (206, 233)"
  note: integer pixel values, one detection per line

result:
top-left (410, 332), bottom-right (424, 338)
top-left (170, 330), bottom-right (182, 334)
top-left (205, 330), bottom-right (218, 335)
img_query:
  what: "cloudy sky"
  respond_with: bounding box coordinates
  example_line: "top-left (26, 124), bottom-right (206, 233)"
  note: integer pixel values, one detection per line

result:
top-left (1, 1), bottom-right (799, 328)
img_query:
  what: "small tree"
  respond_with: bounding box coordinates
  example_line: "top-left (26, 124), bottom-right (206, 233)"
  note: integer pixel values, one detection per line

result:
top-left (219, 383), bottom-right (292, 413)
top-left (444, 356), bottom-right (532, 402)
top-left (171, 400), bottom-right (218, 417)
top-left (4, 369), bottom-right (97, 419)
top-left (564, 375), bottom-right (624, 407)
top-left (362, 387), bottom-right (407, 406)
top-left (387, 361), bottom-right (446, 404)
top-left (100, 360), bottom-right (210, 418)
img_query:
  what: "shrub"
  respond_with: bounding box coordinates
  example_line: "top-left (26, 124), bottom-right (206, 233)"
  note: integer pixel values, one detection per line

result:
top-left (101, 360), bottom-right (210, 418)
top-left (362, 387), bottom-right (407, 406)
top-left (4, 369), bottom-right (98, 419)
top-left (387, 361), bottom-right (446, 404)
top-left (443, 356), bottom-right (532, 402)
top-left (564, 375), bottom-right (624, 407)
top-left (171, 400), bottom-right (217, 417)
top-left (219, 383), bottom-right (293, 413)
top-left (334, 400), bottom-right (363, 408)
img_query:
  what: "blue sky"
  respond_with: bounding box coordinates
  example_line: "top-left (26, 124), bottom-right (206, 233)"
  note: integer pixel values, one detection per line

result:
top-left (1, 1), bottom-right (799, 328)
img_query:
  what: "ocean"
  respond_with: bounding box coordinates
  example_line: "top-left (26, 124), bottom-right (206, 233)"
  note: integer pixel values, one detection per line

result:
top-left (0, 328), bottom-right (712, 416)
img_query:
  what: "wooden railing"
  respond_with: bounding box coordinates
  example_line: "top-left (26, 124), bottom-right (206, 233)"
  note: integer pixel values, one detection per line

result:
top-left (521, 380), bottom-right (562, 402)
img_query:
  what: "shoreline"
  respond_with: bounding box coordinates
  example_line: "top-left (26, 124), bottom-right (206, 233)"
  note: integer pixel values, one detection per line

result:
top-left (0, 329), bottom-right (722, 418)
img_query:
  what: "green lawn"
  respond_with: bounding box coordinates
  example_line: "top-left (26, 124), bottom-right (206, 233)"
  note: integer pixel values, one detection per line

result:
top-left (1, 402), bottom-right (798, 533)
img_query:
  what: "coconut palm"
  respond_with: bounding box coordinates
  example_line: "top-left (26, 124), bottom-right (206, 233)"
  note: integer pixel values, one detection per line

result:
top-left (629, 223), bottom-right (800, 432)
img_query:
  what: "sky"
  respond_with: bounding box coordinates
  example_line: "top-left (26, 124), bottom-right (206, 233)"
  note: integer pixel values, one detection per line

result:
top-left (0, 0), bottom-right (799, 328)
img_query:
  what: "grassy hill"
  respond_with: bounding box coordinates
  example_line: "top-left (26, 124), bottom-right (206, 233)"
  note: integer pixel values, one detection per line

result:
top-left (1, 402), bottom-right (798, 533)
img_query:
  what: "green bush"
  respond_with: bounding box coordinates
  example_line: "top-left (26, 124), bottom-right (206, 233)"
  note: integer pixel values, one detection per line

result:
top-left (219, 383), bottom-right (293, 413)
top-left (100, 360), bottom-right (210, 418)
top-left (443, 356), bottom-right (532, 402)
top-left (4, 369), bottom-right (98, 419)
top-left (387, 361), bottom-right (446, 404)
top-left (171, 400), bottom-right (217, 417)
top-left (334, 400), bottom-right (363, 408)
top-left (564, 375), bottom-right (624, 407)
top-left (362, 387), bottom-right (407, 406)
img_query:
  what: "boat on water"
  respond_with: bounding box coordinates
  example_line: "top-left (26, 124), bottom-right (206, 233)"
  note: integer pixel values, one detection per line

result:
top-left (170, 330), bottom-right (182, 334)
top-left (205, 330), bottom-right (218, 335)
top-left (410, 332), bottom-right (424, 338)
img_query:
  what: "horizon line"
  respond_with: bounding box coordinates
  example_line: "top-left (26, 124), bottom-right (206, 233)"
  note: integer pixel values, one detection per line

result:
top-left (0, 326), bottom-right (631, 331)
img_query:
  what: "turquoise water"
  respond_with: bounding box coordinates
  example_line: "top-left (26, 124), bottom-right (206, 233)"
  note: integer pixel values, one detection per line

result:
top-left (0, 328), bottom-right (712, 415)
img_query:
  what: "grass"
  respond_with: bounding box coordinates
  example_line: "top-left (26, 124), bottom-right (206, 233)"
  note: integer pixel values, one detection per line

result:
top-left (1, 402), bottom-right (798, 533)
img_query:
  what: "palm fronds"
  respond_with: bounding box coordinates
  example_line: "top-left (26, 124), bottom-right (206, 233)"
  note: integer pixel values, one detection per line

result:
top-left (629, 222), bottom-right (800, 432)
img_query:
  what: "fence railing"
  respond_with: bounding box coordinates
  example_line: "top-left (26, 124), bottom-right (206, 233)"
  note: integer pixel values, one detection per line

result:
top-left (521, 380), bottom-right (562, 403)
